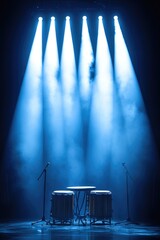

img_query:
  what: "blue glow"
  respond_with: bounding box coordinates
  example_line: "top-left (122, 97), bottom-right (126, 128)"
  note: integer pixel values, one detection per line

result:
top-left (11, 19), bottom-right (43, 158)
top-left (3, 16), bottom-right (158, 222)
top-left (79, 14), bottom-right (94, 104)
top-left (114, 17), bottom-right (143, 116)
top-left (61, 16), bottom-right (84, 184)
top-left (87, 14), bottom-right (114, 185)
top-left (79, 12), bottom-right (94, 135)
top-left (61, 19), bottom-right (76, 93)
top-left (113, 17), bottom-right (152, 140)
top-left (113, 16), bottom-right (156, 219)
top-left (6, 19), bottom-right (43, 214)
top-left (44, 19), bottom-right (59, 78)
top-left (43, 15), bottom-right (63, 158)
top-left (43, 16), bottom-right (66, 192)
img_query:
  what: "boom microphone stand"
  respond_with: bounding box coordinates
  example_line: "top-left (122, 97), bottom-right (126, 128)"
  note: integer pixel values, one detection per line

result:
top-left (115, 162), bottom-right (134, 225)
top-left (32, 162), bottom-right (50, 225)
top-left (122, 162), bottom-right (131, 222)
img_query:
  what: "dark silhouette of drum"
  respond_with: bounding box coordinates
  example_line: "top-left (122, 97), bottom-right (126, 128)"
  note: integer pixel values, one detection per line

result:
top-left (51, 190), bottom-right (74, 224)
top-left (89, 190), bottom-right (112, 224)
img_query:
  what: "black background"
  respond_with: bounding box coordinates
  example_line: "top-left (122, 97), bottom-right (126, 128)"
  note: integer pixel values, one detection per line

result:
top-left (0, 0), bottom-right (160, 222)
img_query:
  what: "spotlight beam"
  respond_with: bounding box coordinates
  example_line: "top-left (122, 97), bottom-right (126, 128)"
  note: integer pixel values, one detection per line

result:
top-left (61, 17), bottom-right (84, 185)
top-left (6, 18), bottom-right (43, 216)
top-left (87, 16), bottom-right (114, 186)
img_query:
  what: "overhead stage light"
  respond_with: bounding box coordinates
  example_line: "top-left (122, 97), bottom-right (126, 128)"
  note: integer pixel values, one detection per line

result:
top-left (98, 16), bottom-right (103, 20)
top-left (83, 16), bottom-right (87, 20)
top-left (51, 16), bottom-right (55, 20)
top-left (114, 15), bottom-right (118, 20)
top-left (66, 16), bottom-right (70, 20)
top-left (38, 17), bottom-right (43, 21)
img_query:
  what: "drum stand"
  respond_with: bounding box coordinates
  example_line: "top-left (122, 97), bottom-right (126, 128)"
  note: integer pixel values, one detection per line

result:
top-left (32, 162), bottom-right (50, 225)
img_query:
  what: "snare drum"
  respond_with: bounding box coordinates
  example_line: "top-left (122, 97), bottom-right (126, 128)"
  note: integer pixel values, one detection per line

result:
top-left (51, 190), bottom-right (74, 224)
top-left (89, 190), bottom-right (112, 224)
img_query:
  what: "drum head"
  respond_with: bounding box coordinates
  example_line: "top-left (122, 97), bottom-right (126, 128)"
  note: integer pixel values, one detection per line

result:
top-left (52, 190), bottom-right (74, 195)
top-left (90, 190), bottom-right (111, 195)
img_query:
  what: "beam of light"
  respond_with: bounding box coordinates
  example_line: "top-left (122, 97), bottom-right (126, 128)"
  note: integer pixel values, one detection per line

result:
top-left (114, 16), bottom-right (158, 221)
top-left (78, 16), bottom-right (94, 136)
top-left (114, 16), bottom-right (154, 154)
top-left (87, 16), bottom-right (114, 187)
top-left (61, 17), bottom-right (84, 185)
top-left (43, 18), bottom-right (65, 198)
top-left (114, 16), bottom-right (145, 120)
top-left (4, 19), bottom-right (43, 218)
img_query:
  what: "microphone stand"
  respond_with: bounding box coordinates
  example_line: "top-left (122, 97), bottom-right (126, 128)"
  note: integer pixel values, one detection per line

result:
top-left (115, 162), bottom-right (134, 225)
top-left (32, 162), bottom-right (50, 225)
top-left (123, 162), bottom-right (131, 222)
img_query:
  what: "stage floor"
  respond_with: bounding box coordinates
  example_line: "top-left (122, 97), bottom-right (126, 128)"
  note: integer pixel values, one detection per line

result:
top-left (0, 220), bottom-right (160, 240)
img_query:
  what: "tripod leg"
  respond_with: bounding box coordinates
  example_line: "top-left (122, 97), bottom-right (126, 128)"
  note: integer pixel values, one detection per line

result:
top-left (31, 169), bottom-right (48, 225)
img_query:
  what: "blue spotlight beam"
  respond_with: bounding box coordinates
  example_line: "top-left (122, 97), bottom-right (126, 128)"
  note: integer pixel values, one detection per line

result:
top-left (114, 16), bottom-right (143, 113)
top-left (114, 16), bottom-right (152, 135)
top-left (43, 17), bottom-right (63, 158)
top-left (10, 18), bottom-right (43, 163)
top-left (5, 18), bottom-right (43, 217)
top-left (87, 16), bottom-right (114, 187)
top-left (113, 16), bottom-right (156, 159)
top-left (114, 16), bottom-right (158, 220)
top-left (43, 17), bottom-right (66, 190)
top-left (61, 17), bottom-right (84, 185)
top-left (43, 17), bottom-right (68, 209)
top-left (79, 16), bottom-right (94, 125)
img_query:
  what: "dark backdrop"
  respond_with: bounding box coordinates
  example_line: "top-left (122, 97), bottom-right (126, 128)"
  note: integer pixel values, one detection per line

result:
top-left (0, 0), bottom-right (160, 223)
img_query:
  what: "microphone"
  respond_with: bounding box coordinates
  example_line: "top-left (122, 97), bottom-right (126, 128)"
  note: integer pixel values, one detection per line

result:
top-left (45, 162), bottom-right (50, 169)
top-left (37, 162), bottom-right (51, 180)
